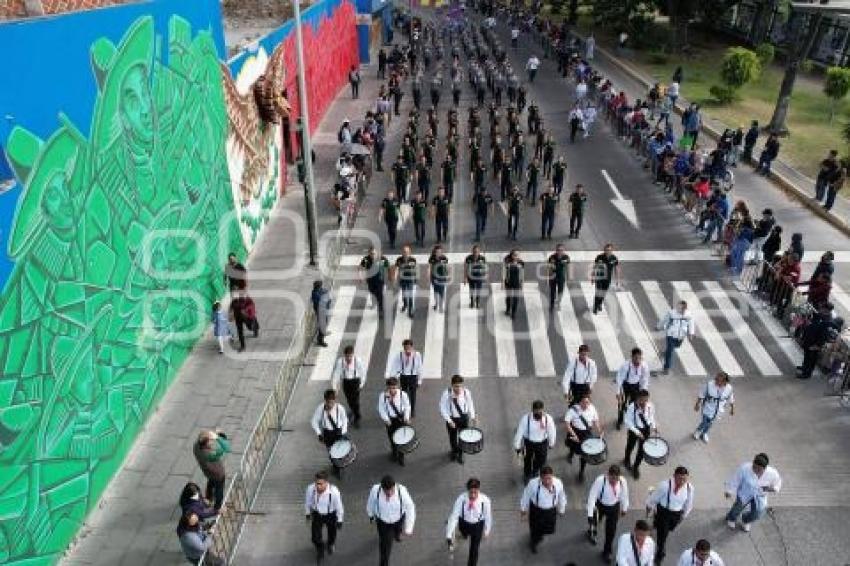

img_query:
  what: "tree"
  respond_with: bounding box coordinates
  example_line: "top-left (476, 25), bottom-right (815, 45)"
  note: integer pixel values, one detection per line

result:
top-left (710, 47), bottom-right (761, 104)
top-left (591, 0), bottom-right (655, 41)
top-left (824, 67), bottom-right (850, 123)
top-left (657, 0), bottom-right (742, 52)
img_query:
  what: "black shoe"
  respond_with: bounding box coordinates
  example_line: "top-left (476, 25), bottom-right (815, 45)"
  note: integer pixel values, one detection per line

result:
top-left (318, 341), bottom-right (328, 348)
top-left (616, 422), bottom-right (622, 431)
top-left (530, 542), bottom-right (538, 554)
top-left (566, 452), bottom-right (573, 464)
top-left (398, 454), bottom-right (406, 466)
top-left (408, 310), bottom-right (414, 319)
top-left (395, 533), bottom-right (403, 542)
top-left (327, 544), bottom-right (335, 556)
top-left (434, 304), bottom-right (438, 311)
top-left (632, 467), bottom-right (641, 480)
top-left (457, 452), bottom-right (464, 464)
top-left (400, 304), bottom-right (407, 312)
top-left (601, 551), bottom-right (612, 563)
top-left (450, 451), bottom-right (457, 461)
top-left (587, 530), bottom-right (597, 545)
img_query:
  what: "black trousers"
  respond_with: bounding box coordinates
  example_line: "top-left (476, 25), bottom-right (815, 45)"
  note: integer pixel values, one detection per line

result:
top-left (234, 316), bottom-right (246, 349)
top-left (522, 438), bottom-right (548, 480)
top-left (342, 378), bottom-right (362, 420)
top-left (458, 519), bottom-right (484, 566)
top-left (351, 81), bottom-right (359, 98)
top-left (376, 518), bottom-right (404, 566)
top-left (446, 415), bottom-right (468, 457)
top-left (205, 477), bottom-right (225, 510)
top-left (414, 218), bottom-right (425, 245)
top-left (570, 211), bottom-right (583, 236)
top-left (528, 503), bottom-right (556, 545)
top-left (567, 429), bottom-right (591, 475)
top-left (368, 280), bottom-right (385, 313)
top-left (505, 286), bottom-right (521, 317)
top-left (312, 511), bottom-right (338, 553)
top-left (548, 278), bottom-right (565, 310)
top-left (553, 176), bottom-right (564, 195)
top-left (400, 374), bottom-right (418, 416)
top-left (591, 502), bottom-right (620, 554)
top-left (386, 219), bottom-right (398, 247)
top-left (468, 280), bottom-right (484, 307)
top-left (593, 282), bottom-right (610, 313)
top-left (541, 211), bottom-right (555, 238)
top-left (625, 428), bottom-right (650, 470)
top-left (435, 215), bottom-right (449, 242)
top-left (617, 383), bottom-right (640, 427)
top-left (507, 213), bottom-right (519, 238)
top-left (801, 346), bottom-right (820, 378)
top-left (653, 505), bottom-right (683, 560)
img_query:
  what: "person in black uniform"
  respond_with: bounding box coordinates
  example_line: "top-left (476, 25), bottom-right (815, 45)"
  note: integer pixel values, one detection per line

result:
top-left (591, 243), bottom-right (619, 314)
top-left (542, 135), bottom-right (556, 178)
top-left (391, 155), bottom-right (409, 204)
top-left (512, 136), bottom-right (526, 178)
top-left (412, 191), bottom-right (428, 247)
top-left (464, 245), bottom-right (488, 309)
top-left (503, 249), bottom-right (525, 319)
top-left (526, 158), bottom-right (541, 203)
top-left (499, 160), bottom-right (513, 201)
top-left (797, 304), bottom-right (834, 379)
top-left (547, 244), bottom-right (570, 311)
top-left (359, 246), bottom-right (390, 318)
top-left (380, 189), bottom-right (401, 249)
top-left (568, 184), bottom-right (587, 239)
top-left (552, 156), bottom-right (567, 196)
top-left (441, 155), bottom-right (456, 202)
top-left (472, 186), bottom-right (494, 241)
top-left (506, 186), bottom-right (523, 240)
top-left (414, 156), bottom-right (431, 202)
top-left (539, 185), bottom-right (559, 240)
top-left (428, 244), bottom-right (450, 312)
top-left (394, 245), bottom-right (418, 318)
top-left (471, 158), bottom-right (487, 192)
top-left (431, 187), bottom-right (451, 243)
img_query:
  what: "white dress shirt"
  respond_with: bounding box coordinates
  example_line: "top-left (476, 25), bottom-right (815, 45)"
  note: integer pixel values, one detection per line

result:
top-left (520, 477), bottom-right (567, 513)
top-left (561, 357), bottom-right (598, 394)
top-left (446, 492), bottom-right (493, 538)
top-left (659, 309), bottom-right (695, 339)
top-left (616, 532), bottom-right (656, 566)
top-left (331, 356), bottom-right (367, 390)
top-left (726, 462), bottom-right (782, 507)
top-left (311, 403), bottom-right (348, 436)
top-left (513, 412), bottom-right (557, 449)
top-left (377, 391), bottom-right (411, 424)
top-left (677, 548), bottom-right (725, 566)
top-left (586, 474), bottom-right (629, 517)
top-left (699, 381), bottom-right (734, 420)
top-left (565, 403), bottom-right (599, 432)
top-left (647, 479), bottom-right (693, 516)
top-left (367, 484), bottom-right (416, 534)
top-left (624, 402), bottom-right (657, 435)
top-left (439, 388), bottom-right (476, 423)
top-left (387, 351), bottom-right (423, 383)
top-left (304, 483), bottom-right (344, 522)
top-left (616, 361), bottom-right (650, 392)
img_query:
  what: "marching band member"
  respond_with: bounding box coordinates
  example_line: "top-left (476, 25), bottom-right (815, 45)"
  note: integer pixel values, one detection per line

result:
top-left (623, 389), bottom-right (658, 480)
top-left (646, 466), bottom-right (694, 565)
top-left (446, 477), bottom-right (492, 566)
top-left (304, 471), bottom-right (344, 561)
top-left (565, 393), bottom-right (603, 482)
top-left (513, 400), bottom-right (557, 483)
top-left (311, 390), bottom-right (348, 476)
top-left (725, 453), bottom-right (782, 532)
top-left (562, 344), bottom-right (598, 405)
top-left (519, 466), bottom-right (567, 554)
top-left (366, 475), bottom-right (416, 566)
top-left (677, 539), bottom-right (725, 566)
top-left (616, 520), bottom-right (655, 566)
top-left (693, 371), bottom-right (734, 443)
top-left (616, 347), bottom-right (650, 430)
top-left (332, 345), bottom-right (367, 428)
top-left (378, 377), bottom-right (412, 466)
top-left (440, 375), bottom-right (477, 464)
top-left (387, 338), bottom-right (424, 417)
top-left (586, 464), bottom-right (629, 563)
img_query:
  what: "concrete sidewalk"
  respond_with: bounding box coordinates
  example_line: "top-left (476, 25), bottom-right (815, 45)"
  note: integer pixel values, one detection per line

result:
top-left (59, 73), bottom-right (377, 565)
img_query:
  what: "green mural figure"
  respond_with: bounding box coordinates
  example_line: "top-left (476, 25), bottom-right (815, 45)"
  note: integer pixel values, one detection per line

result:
top-left (0, 15), bottom-right (245, 564)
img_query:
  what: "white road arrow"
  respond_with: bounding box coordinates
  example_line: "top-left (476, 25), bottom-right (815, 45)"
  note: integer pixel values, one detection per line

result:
top-left (601, 169), bottom-right (639, 229)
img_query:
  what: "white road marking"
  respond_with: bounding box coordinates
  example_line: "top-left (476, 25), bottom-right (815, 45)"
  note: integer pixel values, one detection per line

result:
top-left (422, 287), bottom-right (445, 379)
top-left (490, 283), bottom-right (519, 377)
top-left (310, 286), bottom-right (356, 381)
top-left (580, 281), bottom-right (623, 371)
top-left (523, 283), bottom-right (556, 377)
top-left (671, 281), bottom-right (744, 376)
top-left (385, 290), bottom-right (414, 377)
top-left (354, 291), bottom-right (380, 380)
top-left (457, 287), bottom-right (480, 378)
top-left (601, 169), bottom-right (639, 229)
top-left (556, 282), bottom-right (584, 365)
top-left (702, 281), bottom-right (782, 376)
top-left (640, 281), bottom-right (705, 376)
top-left (615, 291), bottom-right (661, 371)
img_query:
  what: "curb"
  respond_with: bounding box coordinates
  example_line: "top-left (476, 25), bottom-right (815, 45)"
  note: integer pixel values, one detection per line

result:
top-left (592, 42), bottom-right (850, 238)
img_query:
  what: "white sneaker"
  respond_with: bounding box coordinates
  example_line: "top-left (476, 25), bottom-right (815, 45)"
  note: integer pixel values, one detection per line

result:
top-left (701, 434), bottom-right (709, 444)
top-left (742, 522), bottom-right (751, 532)
top-left (693, 431), bottom-right (701, 441)
top-left (727, 520), bottom-right (737, 530)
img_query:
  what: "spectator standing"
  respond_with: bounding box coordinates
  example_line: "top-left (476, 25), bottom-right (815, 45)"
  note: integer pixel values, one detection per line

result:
top-left (179, 482), bottom-right (218, 520)
top-left (378, 49), bottom-right (387, 79)
top-left (526, 55), bottom-right (540, 83)
top-left (814, 149), bottom-right (839, 202)
top-left (725, 454), bottom-right (782, 532)
top-left (682, 104), bottom-right (701, 150)
top-left (311, 280), bottom-right (332, 347)
top-left (224, 253), bottom-right (247, 293)
top-left (177, 511), bottom-right (221, 565)
top-left (349, 65), bottom-right (361, 99)
top-left (824, 163), bottom-right (846, 211)
top-left (212, 301), bottom-right (230, 354)
top-left (797, 305), bottom-right (833, 379)
top-left (193, 429), bottom-right (230, 511)
top-left (585, 33), bottom-right (595, 60)
top-left (756, 133), bottom-right (780, 175)
top-left (742, 120), bottom-right (759, 162)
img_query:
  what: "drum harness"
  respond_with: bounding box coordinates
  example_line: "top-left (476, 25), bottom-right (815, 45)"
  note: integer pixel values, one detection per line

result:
top-left (385, 394), bottom-right (405, 427)
top-left (533, 481), bottom-right (560, 511)
top-left (703, 383), bottom-right (730, 421)
top-left (448, 388), bottom-right (470, 424)
top-left (525, 413), bottom-right (549, 443)
top-left (324, 405), bottom-right (344, 439)
top-left (661, 479), bottom-right (691, 515)
top-left (312, 486), bottom-right (338, 516)
top-left (372, 485), bottom-right (409, 524)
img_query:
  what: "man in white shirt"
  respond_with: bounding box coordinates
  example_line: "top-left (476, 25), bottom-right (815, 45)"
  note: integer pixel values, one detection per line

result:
top-left (725, 453), bottom-right (782, 532)
top-left (616, 347), bottom-right (651, 430)
top-left (311, 390), bottom-right (348, 476)
top-left (678, 539), bottom-right (724, 566)
top-left (575, 79), bottom-right (588, 102)
top-left (562, 344), bottom-right (597, 405)
top-left (693, 371), bottom-right (734, 443)
top-left (616, 520), bottom-right (655, 566)
top-left (526, 55), bottom-right (540, 83)
top-left (586, 464), bottom-right (629, 562)
top-left (304, 471), bottom-right (344, 560)
top-left (446, 477), bottom-right (492, 566)
top-left (514, 400), bottom-right (557, 483)
top-left (658, 300), bottom-right (695, 374)
top-left (378, 377), bottom-right (412, 466)
top-left (387, 338), bottom-right (423, 417)
top-left (511, 27), bottom-right (520, 48)
top-left (646, 466), bottom-right (694, 564)
top-left (565, 393), bottom-right (602, 481)
top-left (624, 389), bottom-right (657, 480)
top-left (519, 466), bottom-right (567, 554)
top-left (332, 345), bottom-right (367, 427)
top-left (440, 375), bottom-right (477, 464)
top-left (367, 475), bottom-right (416, 566)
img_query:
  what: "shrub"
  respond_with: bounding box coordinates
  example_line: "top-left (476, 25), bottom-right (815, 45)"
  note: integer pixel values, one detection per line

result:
top-left (825, 67), bottom-right (850, 122)
top-left (709, 84), bottom-right (738, 104)
top-left (755, 43), bottom-right (775, 66)
top-left (720, 47), bottom-right (762, 89)
top-left (801, 59), bottom-right (815, 73)
top-left (648, 50), bottom-right (669, 65)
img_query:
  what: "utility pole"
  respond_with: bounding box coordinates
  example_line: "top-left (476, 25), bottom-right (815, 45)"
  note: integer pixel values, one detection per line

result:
top-left (293, 0), bottom-right (319, 266)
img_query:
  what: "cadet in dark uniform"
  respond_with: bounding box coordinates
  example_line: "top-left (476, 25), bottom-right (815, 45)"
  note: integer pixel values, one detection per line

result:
top-left (380, 190), bottom-right (401, 249)
top-left (471, 158), bottom-right (487, 192)
top-left (526, 158), bottom-right (541, 203)
top-left (547, 244), bottom-right (570, 311)
top-left (428, 244), bottom-right (450, 312)
top-left (499, 160), bottom-right (513, 201)
top-left (431, 187), bottom-right (451, 243)
top-left (359, 246), bottom-right (390, 318)
top-left (552, 156), bottom-right (567, 196)
top-left (464, 245), bottom-right (488, 309)
top-left (412, 191), bottom-right (428, 247)
top-left (503, 249), bottom-right (525, 319)
top-left (506, 186), bottom-right (523, 240)
top-left (512, 136), bottom-right (526, 178)
top-left (539, 186), bottom-right (560, 240)
top-left (391, 155), bottom-right (410, 204)
top-left (568, 184), bottom-right (587, 239)
top-left (542, 136), bottom-right (556, 178)
top-left (472, 186), bottom-right (494, 241)
top-left (393, 245), bottom-right (418, 318)
top-left (591, 243), bottom-right (619, 314)
top-left (415, 156), bottom-right (431, 201)
top-left (441, 155), bottom-right (456, 202)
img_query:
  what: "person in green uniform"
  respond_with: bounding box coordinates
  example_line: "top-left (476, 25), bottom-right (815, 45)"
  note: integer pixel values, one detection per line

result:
top-left (428, 244), bottom-right (450, 312)
top-left (539, 185), bottom-right (560, 240)
top-left (394, 245), bottom-right (418, 317)
top-left (392, 155), bottom-right (410, 203)
top-left (380, 189), bottom-right (400, 249)
top-left (503, 249), bottom-right (525, 319)
top-left (591, 243), bottom-right (620, 314)
top-left (472, 186), bottom-right (494, 241)
top-left (431, 187), bottom-right (451, 243)
top-left (507, 185), bottom-right (523, 240)
top-left (547, 244), bottom-right (571, 311)
top-left (542, 136), bottom-right (556, 179)
top-left (526, 157), bottom-right (541, 203)
top-left (552, 156), bottom-right (567, 196)
top-left (412, 191), bottom-right (429, 247)
top-left (569, 184), bottom-right (587, 239)
top-left (441, 154), bottom-right (455, 202)
top-left (464, 245), bottom-right (488, 309)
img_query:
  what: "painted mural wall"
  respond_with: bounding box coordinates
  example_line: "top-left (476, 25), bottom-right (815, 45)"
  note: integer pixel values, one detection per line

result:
top-left (0, 0), bottom-right (357, 564)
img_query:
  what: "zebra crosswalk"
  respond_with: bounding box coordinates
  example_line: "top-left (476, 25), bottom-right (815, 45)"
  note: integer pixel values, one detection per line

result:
top-left (307, 278), bottom-right (825, 382)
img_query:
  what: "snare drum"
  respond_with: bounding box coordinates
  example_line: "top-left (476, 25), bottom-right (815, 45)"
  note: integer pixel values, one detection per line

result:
top-left (328, 439), bottom-right (357, 468)
top-left (392, 425), bottom-right (420, 454)
top-left (580, 437), bottom-right (608, 465)
top-left (457, 427), bottom-right (484, 454)
top-left (642, 437), bottom-right (669, 466)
